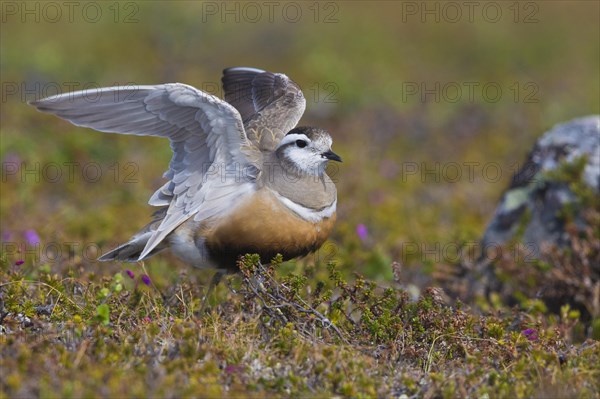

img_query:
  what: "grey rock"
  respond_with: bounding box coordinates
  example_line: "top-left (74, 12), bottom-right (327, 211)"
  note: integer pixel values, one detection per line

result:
top-left (454, 116), bottom-right (600, 309)
top-left (481, 115), bottom-right (599, 254)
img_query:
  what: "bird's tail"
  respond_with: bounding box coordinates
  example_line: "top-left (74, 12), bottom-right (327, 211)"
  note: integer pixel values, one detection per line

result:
top-left (98, 231), bottom-right (165, 262)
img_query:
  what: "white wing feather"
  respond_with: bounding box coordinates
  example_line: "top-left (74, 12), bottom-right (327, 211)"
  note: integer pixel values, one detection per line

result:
top-left (31, 83), bottom-right (259, 259)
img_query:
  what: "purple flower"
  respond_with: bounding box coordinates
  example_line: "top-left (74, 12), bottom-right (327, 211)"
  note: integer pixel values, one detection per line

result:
top-left (141, 274), bottom-right (151, 286)
top-left (2, 231), bottom-right (12, 242)
top-left (225, 364), bottom-right (243, 374)
top-left (2, 152), bottom-right (22, 165)
top-left (125, 269), bottom-right (135, 279)
top-left (379, 159), bottom-right (399, 179)
top-left (24, 229), bottom-right (41, 246)
top-left (356, 224), bottom-right (368, 241)
top-left (523, 328), bottom-right (538, 341)
top-left (15, 260), bottom-right (24, 266)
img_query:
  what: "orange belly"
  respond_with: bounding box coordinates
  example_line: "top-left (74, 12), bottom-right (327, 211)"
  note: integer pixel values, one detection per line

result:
top-left (203, 189), bottom-right (336, 269)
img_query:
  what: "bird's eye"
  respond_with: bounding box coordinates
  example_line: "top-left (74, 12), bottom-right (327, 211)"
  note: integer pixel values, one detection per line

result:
top-left (295, 140), bottom-right (307, 148)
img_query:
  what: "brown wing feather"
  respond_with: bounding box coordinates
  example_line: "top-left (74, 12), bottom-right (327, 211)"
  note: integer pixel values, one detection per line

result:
top-left (222, 67), bottom-right (306, 151)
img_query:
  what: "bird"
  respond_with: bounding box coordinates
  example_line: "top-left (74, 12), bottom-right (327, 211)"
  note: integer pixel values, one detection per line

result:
top-left (31, 67), bottom-right (342, 281)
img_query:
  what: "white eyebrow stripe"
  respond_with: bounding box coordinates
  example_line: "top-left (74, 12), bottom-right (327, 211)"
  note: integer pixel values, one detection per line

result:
top-left (272, 190), bottom-right (336, 222)
top-left (277, 133), bottom-right (310, 148)
top-left (227, 67), bottom-right (265, 74)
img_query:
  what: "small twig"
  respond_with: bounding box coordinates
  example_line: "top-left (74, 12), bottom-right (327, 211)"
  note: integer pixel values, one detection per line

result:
top-left (425, 333), bottom-right (500, 373)
top-left (242, 264), bottom-right (349, 344)
top-left (73, 339), bottom-right (90, 368)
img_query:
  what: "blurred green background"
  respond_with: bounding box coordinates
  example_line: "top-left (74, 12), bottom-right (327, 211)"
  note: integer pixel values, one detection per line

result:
top-left (1, 1), bottom-right (599, 285)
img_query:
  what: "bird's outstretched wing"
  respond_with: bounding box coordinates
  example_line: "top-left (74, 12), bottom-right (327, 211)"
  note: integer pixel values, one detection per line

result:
top-left (222, 67), bottom-right (306, 151)
top-left (31, 83), bottom-right (260, 259)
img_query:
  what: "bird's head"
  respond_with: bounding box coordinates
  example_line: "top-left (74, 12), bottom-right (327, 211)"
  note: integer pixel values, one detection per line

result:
top-left (275, 126), bottom-right (342, 176)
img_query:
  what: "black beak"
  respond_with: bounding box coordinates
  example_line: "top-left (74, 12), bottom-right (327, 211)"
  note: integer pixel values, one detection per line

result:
top-left (322, 150), bottom-right (342, 162)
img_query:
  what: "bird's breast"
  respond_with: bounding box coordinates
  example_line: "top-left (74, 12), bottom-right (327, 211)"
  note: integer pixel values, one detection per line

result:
top-left (202, 188), bottom-right (336, 269)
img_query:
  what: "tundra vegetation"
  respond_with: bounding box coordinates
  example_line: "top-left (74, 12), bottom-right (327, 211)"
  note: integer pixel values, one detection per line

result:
top-left (1, 2), bottom-right (599, 398)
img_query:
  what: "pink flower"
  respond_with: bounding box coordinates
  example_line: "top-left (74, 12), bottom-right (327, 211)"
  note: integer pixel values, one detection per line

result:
top-left (141, 274), bottom-right (151, 286)
top-left (15, 260), bottom-right (24, 266)
top-left (125, 269), bottom-right (135, 279)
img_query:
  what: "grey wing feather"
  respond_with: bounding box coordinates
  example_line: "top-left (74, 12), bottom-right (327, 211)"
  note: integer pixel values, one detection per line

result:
top-left (31, 84), bottom-right (260, 260)
top-left (222, 67), bottom-right (306, 151)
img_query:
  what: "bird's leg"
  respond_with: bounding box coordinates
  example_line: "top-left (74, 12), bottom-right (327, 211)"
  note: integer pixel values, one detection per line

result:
top-left (200, 269), bottom-right (226, 312)
top-left (224, 272), bottom-right (239, 295)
